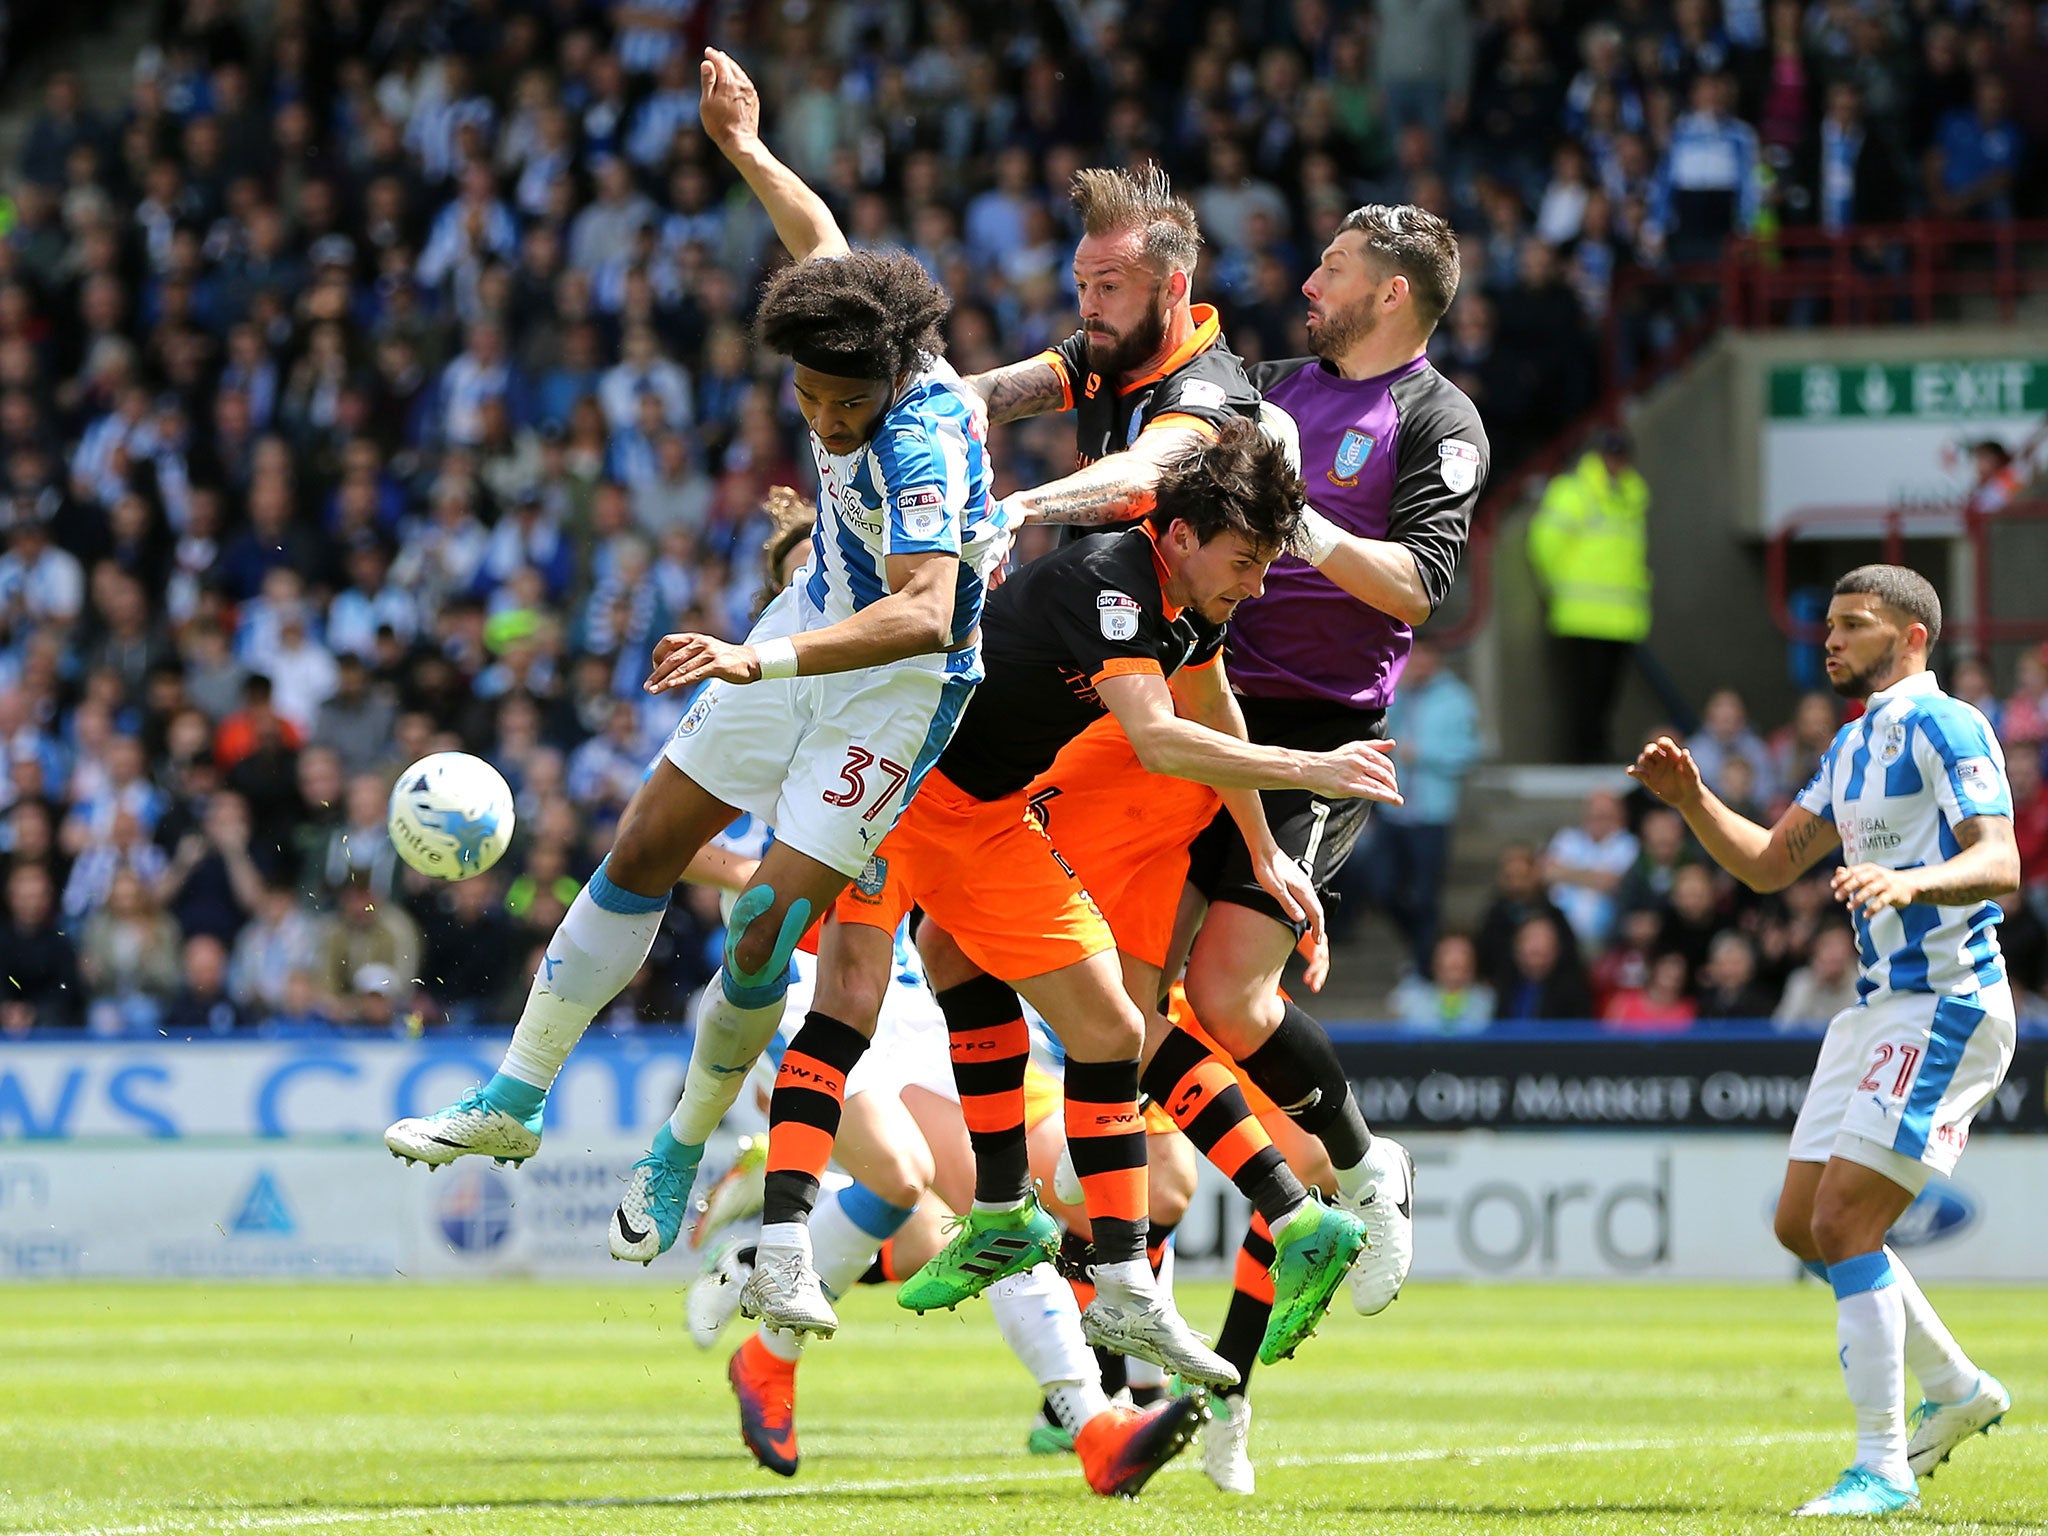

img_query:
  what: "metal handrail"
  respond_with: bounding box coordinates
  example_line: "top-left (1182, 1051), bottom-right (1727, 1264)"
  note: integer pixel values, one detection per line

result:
top-left (1766, 498), bottom-right (2048, 650)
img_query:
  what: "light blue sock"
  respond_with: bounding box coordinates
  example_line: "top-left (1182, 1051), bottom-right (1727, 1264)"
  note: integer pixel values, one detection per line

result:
top-left (651, 1122), bottom-right (703, 1171)
top-left (1804, 1259), bottom-right (1831, 1283)
top-left (481, 1072), bottom-right (547, 1126)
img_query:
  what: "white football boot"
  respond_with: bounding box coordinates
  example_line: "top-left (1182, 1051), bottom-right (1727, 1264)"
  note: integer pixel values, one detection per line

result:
top-left (1338, 1136), bottom-right (1415, 1315)
top-left (739, 1245), bottom-right (839, 1337)
top-left (1908, 1373), bottom-right (2011, 1478)
top-left (1201, 1391), bottom-right (1255, 1495)
top-left (385, 1088), bottom-right (541, 1168)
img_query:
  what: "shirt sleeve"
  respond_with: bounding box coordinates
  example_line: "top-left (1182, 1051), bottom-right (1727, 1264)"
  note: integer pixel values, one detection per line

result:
top-left (1046, 332), bottom-right (1091, 406)
top-left (1139, 358), bottom-right (1260, 442)
top-left (1916, 704), bottom-right (2013, 827)
top-left (1389, 374), bottom-right (1490, 611)
top-left (1793, 730), bottom-right (1845, 822)
top-left (1182, 617), bottom-right (1228, 670)
top-left (872, 409), bottom-right (972, 558)
top-left (1042, 544), bottom-right (1171, 685)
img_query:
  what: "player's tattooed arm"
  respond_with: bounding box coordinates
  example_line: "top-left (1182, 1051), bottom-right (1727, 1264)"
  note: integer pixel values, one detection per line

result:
top-left (1632, 737), bottom-right (1841, 892)
top-left (1006, 426), bottom-right (1207, 526)
top-left (962, 358), bottom-right (1070, 425)
top-left (1835, 814), bottom-right (2020, 916)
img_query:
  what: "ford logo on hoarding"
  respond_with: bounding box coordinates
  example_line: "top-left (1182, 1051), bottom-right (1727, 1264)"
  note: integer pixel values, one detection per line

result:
top-left (437, 1167), bottom-right (514, 1254)
top-left (1886, 1178), bottom-right (1977, 1249)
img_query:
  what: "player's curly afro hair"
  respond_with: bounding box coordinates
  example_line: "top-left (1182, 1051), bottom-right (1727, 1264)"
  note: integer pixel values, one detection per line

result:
top-left (1149, 416), bottom-right (1305, 558)
top-left (754, 250), bottom-right (951, 383)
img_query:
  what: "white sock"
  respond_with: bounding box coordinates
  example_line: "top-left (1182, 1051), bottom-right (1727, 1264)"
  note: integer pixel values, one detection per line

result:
top-left (1089, 1257), bottom-right (1159, 1307)
top-left (989, 1263), bottom-right (1109, 1434)
top-left (1832, 1251), bottom-right (1910, 1481)
top-left (756, 1323), bottom-right (804, 1362)
top-left (1333, 1160), bottom-right (1372, 1202)
top-left (1887, 1246), bottom-right (1979, 1403)
top-left (758, 1220), bottom-right (811, 1258)
top-left (810, 1190), bottom-right (893, 1298)
top-left (669, 980), bottom-right (787, 1144)
top-left (973, 1196), bottom-right (1027, 1214)
top-left (499, 877), bottom-right (668, 1089)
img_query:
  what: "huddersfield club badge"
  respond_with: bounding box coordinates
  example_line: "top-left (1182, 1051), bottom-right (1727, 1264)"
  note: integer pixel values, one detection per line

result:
top-left (1329, 427), bottom-right (1375, 487)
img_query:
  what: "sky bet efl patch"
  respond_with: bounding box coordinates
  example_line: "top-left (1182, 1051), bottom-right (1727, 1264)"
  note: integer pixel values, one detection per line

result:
top-left (1097, 590), bottom-right (1142, 640)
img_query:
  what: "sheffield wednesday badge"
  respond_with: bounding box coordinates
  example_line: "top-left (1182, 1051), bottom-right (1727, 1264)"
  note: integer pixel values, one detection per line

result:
top-left (1328, 428), bottom-right (1375, 487)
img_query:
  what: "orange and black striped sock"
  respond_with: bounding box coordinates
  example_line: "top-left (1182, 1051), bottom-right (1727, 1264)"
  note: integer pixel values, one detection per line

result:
top-left (762, 1012), bottom-right (868, 1226)
top-left (1215, 1214), bottom-right (1276, 1399)
top-left (1142, 1025), bottom-right (1305, 1229)
top-left (937, 975), bottom-right (1032, 1205)
top-left (1063, 1057), bottom-right (1148, 1266)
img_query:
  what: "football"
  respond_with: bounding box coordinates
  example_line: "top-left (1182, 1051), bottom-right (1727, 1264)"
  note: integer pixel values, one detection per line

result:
top-left (386, 752), bottom-right (516, 880)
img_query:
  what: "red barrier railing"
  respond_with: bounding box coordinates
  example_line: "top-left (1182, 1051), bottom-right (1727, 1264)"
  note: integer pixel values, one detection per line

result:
top-left (1766, 499), bottom-right (2048, 653)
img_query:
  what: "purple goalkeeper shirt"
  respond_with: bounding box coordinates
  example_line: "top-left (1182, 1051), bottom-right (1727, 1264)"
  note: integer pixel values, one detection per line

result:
top-left (1228, 354), bottom-right (1489, 710)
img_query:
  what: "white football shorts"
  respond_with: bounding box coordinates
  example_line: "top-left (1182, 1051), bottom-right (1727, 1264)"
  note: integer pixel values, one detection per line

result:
top-left (1788, 981), bottom-right (2016, 1190)
top-left (662, 584), bottom-right (975, 879)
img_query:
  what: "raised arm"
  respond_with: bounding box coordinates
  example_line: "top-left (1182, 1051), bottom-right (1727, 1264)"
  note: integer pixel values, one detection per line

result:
top-left (699, 48), bottom-right (849, 264)
top-left (1629, 735), bottom-right (1840, 892)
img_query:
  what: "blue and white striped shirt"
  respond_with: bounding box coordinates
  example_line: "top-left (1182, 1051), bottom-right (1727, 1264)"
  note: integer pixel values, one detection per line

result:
top-left (800, 356), bottom-right (1007, 653)
top-left (1794, 671), bottom-right (2011, 1004)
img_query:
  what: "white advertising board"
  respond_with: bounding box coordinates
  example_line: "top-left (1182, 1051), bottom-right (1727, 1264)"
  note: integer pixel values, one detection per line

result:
top-left (4, 1131), bottom-right (2042, 1283)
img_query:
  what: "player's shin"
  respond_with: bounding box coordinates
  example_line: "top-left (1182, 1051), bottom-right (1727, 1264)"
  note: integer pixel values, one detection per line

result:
top-left (812, 1180), bottom-right (917, 1298)
top-left (613, 977), bottom-right (789, 1262)
top-left (1237, 999), bottom-right (1373, 1181)
top-left (1830, 1251), bottom-right (1912, 1483)
top-left (1887, 1245), bottom-right (1979, 1403)
top-left (1063, 1057), bottom-right (1150, 1276)
top-left (991, 1263), bottom-right (1111, 1436)
top-left (388, 858), bottom-right (668, 1168)
top-left (1142, 1027), bottom-right (1305, 1231)
top-left (742, 1013), bottom-right (870, 1336)
top-left (938, 975), bottom-right (1033, 1206)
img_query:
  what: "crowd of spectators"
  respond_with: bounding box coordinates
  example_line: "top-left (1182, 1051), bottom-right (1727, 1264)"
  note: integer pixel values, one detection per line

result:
top-left (1380, 665), bottom-right (2048, 1034)
top-left (0, 0), bottom-right (2041, 1034)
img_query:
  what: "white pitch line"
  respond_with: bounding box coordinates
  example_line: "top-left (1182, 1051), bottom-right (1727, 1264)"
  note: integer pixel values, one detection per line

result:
top-left (11, 1424), bottom-right (2040, 1536)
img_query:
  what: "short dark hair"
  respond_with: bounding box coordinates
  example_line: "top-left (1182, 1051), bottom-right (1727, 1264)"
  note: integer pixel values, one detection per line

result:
top-left (1335, 203), bottom-right (1461, 331)
top-left (754, 251), bottom-right (950, 383)
top-left (1071, 165), bottom-right (1202, 277)
top-left (1148, 416), bottom-right (1303, 558)
top-left (1834, 563), bottom-right (1942, 646)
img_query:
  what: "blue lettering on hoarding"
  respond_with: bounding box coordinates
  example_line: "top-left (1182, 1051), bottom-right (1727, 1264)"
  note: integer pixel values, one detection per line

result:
top-left (393, 1051), bottom-right (501, 1122)
top-left (107, 1064), bottom-right (177, 1137)
top-left (256, 1056), bottom-right (363, 1137)
top-left (0, 1068), bottom-right (85, 1139)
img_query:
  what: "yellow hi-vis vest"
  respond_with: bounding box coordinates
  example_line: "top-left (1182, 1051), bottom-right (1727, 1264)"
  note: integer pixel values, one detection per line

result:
top-left (1526, 452), bottom-right (1652, 643)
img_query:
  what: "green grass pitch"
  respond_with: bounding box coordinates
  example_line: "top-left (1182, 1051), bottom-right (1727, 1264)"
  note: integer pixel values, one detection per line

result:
top-left (3, 1281), bottom-right (2044, 1535)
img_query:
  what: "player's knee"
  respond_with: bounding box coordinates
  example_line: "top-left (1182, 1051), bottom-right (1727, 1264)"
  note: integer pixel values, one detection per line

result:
top-left (814, 964), bottom-right (889, 1033)
top-left (1773, 1201), bottom-right (1820, 1261)
top-left (862, 1156), bottom-right (929, 1212)
top-left (1806, 1198), bottom-right (1875, 1264)
top-left (1064, 1002), bottom-right (1143, 1061)
top-left (1181, 970), bottom-right (1271, 1054)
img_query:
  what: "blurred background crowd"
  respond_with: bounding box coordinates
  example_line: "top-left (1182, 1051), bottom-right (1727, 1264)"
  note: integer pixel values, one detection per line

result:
top-left (0, 0), bottom-right (2041, 1037)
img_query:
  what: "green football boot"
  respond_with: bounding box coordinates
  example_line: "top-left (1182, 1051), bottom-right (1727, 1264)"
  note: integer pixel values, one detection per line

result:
top-left (896, 1196), bottom-right (1060, 1313)
top-left (1259, 1199), bottom-right (1367, 1365)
